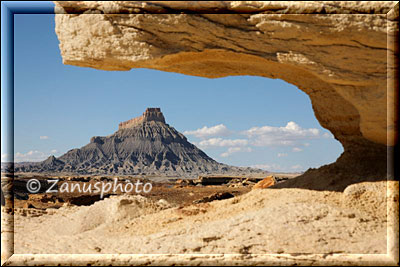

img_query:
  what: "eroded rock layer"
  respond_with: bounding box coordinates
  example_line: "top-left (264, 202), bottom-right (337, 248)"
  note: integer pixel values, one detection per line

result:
top-left (119, 108), bottom-right (165, 130)
top-left (53, 1), bottom-right (398, 189)
top-left (17, 109), bottom-right (262, 177)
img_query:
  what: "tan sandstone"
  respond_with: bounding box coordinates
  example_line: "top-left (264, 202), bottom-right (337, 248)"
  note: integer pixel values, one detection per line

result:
top-left (6, 181), bottom-right (398, 265)
top-left (4, 2), bottom-right (396, 265)
top-left (119, 107), bottom-right (165, 129)
top-left (252, 176), bottom-right (275, 189)
top-left (52, 1), bottom-right (398, 189)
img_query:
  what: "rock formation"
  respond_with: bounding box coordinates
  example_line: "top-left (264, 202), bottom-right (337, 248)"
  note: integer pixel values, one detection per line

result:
top-left (253, 176), bottom-right (276, 190)
top-left (119, 108), bottom-right (165, 130)
top-left (17, 108), bottom-right (263, 177)
top-left (53, 1), bottom-right (398, 190)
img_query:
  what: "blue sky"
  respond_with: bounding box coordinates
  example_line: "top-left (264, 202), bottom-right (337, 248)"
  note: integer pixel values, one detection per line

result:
top-left (5, 11), bottom-right (344, 172)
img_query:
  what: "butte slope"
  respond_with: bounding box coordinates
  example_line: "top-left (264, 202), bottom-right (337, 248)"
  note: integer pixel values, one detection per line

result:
top-left (17, 108), bottom-right (260, 177)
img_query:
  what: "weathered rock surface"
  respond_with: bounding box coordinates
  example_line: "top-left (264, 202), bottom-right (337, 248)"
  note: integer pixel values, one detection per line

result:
top-left (119, 107), bottom-right (165, 130)
top-left (11, 181), bottom-right (398, 265)
top-left (16, 108), bottom-right (264, 177)
top-left (53, 1), bottom-right (398, 189)
top-left (253, 176), bottom-right (275, 189)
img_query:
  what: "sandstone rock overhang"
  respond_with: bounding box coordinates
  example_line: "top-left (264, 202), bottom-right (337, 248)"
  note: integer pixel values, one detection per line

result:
top-left (53, 1), bottom-right (398, 189)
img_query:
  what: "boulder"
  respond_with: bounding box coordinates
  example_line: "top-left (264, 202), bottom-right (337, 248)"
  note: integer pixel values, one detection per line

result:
top-left (253, 176), bottom-right (276, 189)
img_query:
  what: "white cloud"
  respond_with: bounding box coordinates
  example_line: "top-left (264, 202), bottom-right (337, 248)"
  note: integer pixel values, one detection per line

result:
top-left (243, 121), bottom-right (320, 147)
top-left (184, 124), bottom-right (231, 139)
top-left (187, 121), bottom-right (322, 148)
top-left (197, 138), bottom-right (248, 148)
top-left (220, 147), bottom-right (252, 158)
top-left (250, 163), bottom-right (282, 172)
top-left (50, 149), bottom-right (58, 154)
top-left (186, 122), bottom-right (328, 169)
top-left (15, 150), bottom-right (52, 162)
top-left (323, 132), bottom-right (333, 138)
top-left (40, 136), bottom-right (49, 140)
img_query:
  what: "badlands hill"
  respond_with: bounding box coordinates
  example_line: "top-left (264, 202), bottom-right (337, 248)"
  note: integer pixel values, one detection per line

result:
top-left (16, 108), bottom-right (264, 177)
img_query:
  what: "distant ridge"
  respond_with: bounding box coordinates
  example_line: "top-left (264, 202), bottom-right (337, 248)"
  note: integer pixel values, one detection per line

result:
top-left (16, 108), bottom-right (265, 177)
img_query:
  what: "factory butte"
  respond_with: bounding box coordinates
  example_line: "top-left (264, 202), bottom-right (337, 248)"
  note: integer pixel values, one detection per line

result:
top-left (17, 108), bottom-right (262, 177)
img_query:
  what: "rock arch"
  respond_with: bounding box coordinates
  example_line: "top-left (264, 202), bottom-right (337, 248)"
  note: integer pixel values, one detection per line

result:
top-left (54, 1), bottom-right (398, 190)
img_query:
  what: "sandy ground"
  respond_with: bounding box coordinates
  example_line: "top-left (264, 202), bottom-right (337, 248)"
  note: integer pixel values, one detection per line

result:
top-left (1, 174), bottom-right (398, 265)
top-left (5, 181), bottom-right (396, 255)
